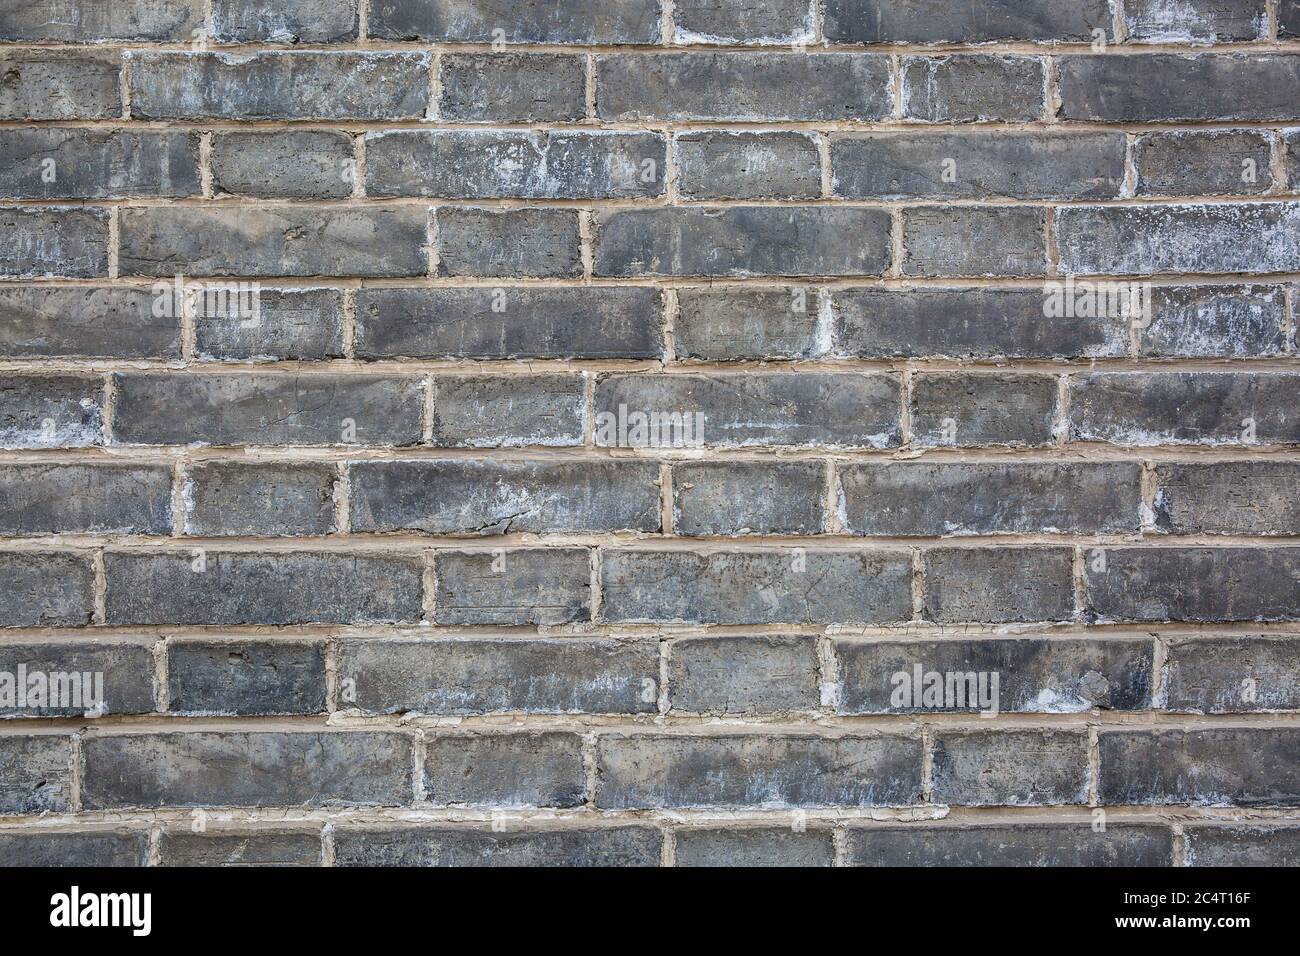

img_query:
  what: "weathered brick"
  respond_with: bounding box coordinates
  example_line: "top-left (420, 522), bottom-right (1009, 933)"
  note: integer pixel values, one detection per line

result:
top-left (0, 641), bottom-right (155, 717)
top-left (350, 460), bottom-right (660, 535)
top-left (0, 374), bottom-right (103, 448)
top-left (119, 206), bottom-right (429, 278)
top-left (0, 0), bottom-right (201, 41)
top-left (1058, 55), bottom-right (1300, 122)
top-left (193, 288), bottom-right (346, 362)
top-left (1134, 130), bottom-right (1274, 197)
top-left (158, 830), bottom-right (322, 867)
top-left (672, 287), bottom-right (821, 361)
top-left (0, 286), bottom-right (179, 360)
top-left (595, 372), bottom-right (900, 448)
top-left (1184, 826), bottom-right (1300, 866)
top-left (1162, 636), bottom-right (1300, 713)
top-left (834, 133), bottom-right (1124, 201)
top-left (836, 637), bottom-right (1153, 714)
top-left (1099, 729), bottom-right (1300, 806)
top-left (0, 553), bottom-right (95, 627)
top-left (932, 730), bottom-right (1088, 806)
top-left (0, 130), bottom-right (200, 200)
top-left (0, 464), bottom-right (173, 535)
top-left (595, 207), bottom-right (892, 277)
top-left (824, 0), bottom-right (1111, 43)
top-left (1125, 0), bottom-right (1267, 42)
top-left (334, 826), bottom-right (661, 867)
top-left (1, 207), bottom-right (109, 278)
top-left (1285, 129), bottom-right (1300, 188)
top-left (1069, 372), bottom-right (1300, 446)
top-left (924, 547), bottom-right (1075, 623)
top-left (369, 0), bottom-right (660, 43)
top-left (368, 130), bottom-right (664, 200)
top-left (902, 206), bottom-right (1047, 277)
top-left (128, 52), bottom-right (430, 120)
top-left (674, 132), bottom-right (821, 201)
top-left (0, 735), bottom-right (71, 813)
top-left (0, 52), bottom-right (121, 120)
top-left (846, 825), bottom-right (1172, 867)
top-left (82, 731), bottom-right (414, 809)
top-left (182, 461), bottom-right (336, 536)
top-left (673, 0), bottom-right (813, 43)
top-left (112, 372), bottom-right (423, 446)
top-left (600, 549), bottom-right (913, 625)
top-left (167, 640), bottom-right (326, 716)
top-left (1137, 285), bottom-right (1287, 358)
top-left (429, 375), bottom-right (586, 448)
top-left (438, 54), bottom-right (585, 123)
top-left (597, 53), bottom-right (891, 121)
top-left (672, 461), bottom-right (825, 535)
top-left (338, 637), bottom-right (658, 715)
top-left (1084, 547), bottom-right (1300, 623)
top-left (0, 830), bottom-right (148, 867)
top-left (669, 634), bottom-right (821, 714)
top-left (910, 372), bottom-right (1059, 447)
top-left (355, 287), bottom-right (662, 360)
top-left (900, 55), bottom-right (1045, 123)
top-left (433, 549), bottom-right (591, 626)
top-left (597, 733), bottom-right (922, 808)
top-left (436, 207), bottom-right (580, 278)
top-left (1284, 0), bottom-right (1300, 37)
top-left (1154, 462), bottom-right (1300, 535)
top-left (674, 828), bottom-right (833, 867)
top-left (104, 551), bottom-right (423, 625)
top-left (210, 0), bottom-right (358, 42)
top-left (210, 131), bottom-right (354, 199)
top-left (424, 732), bottom-right (585, 807)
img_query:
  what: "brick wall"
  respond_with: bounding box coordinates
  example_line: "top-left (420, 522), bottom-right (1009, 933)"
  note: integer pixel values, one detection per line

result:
top-left (1, 0), bottom-right (1299, 867)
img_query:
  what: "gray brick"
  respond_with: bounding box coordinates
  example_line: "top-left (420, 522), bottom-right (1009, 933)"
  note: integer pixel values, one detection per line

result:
top-left (334, 826), bottom-right (661, 867)
top-left (82, 731), bottom-right (413, 809)
top-left (673, 0), bottom-right (813, 43)
top-left (900, 55), bottom-right (1045, 123)
top-left (438, 54), bottom-right (585, 123)
top-left (211, 0), bottom-right (358, 42)
top-left (0, 374), bottom-right (103, 449)
top-left (436, 207), bottom-right (580, 278)
top-left (1124, 0), bottom-right (1267, 42)
top-left (596, 372), bottom-right (900, 448)
top-left (1135, 130), bottom-right (1274, 197)
top-left (674, 132), bottom-right (821, 200)
top-left (368, 130), bottom-right (664, 200)
top-left (338, 637), bottom-right (658, 715)
top-left (429, 374), bottom-right (586, 448)
top-left (674, 828), bottom-right (833, 867)
top-left (194, 288), bottom-right (346, 362)
top-left (0, 0), bottom-right (201, 41)
top-left (673, 287), bottom-right (821, 361)
top-left (672, 460), bottom-right (825, 535)
top-left (0, 553), bottom-right (95, 627)
top-left (902, 206), bottom-right (1047, 277)
top-left (596, 207), bottom-right (892, 277)
top-left (0, 129), bottom-right (199, 200)
top-left (112, 372), bottom-right (423, 446)
top-left (369, 0), bottom-right (660, 43)
top-left (1099, 729), bottom-right (1300, 806)
top-left (1137, 285), bottom-right (1287, 358)
top-left (167, 640), bottom-right (326, 716)
top-left (104, 551), bottom-right (423, 625)
top-left (932, 730), bottom-right (1088, 806)
top-left (1084, 547), bottom-right (1300, 623)
top-left (824, 0), bottom-right (1111, 43)
top-left (597, 52), bottom-right (891, 121)
top-left (119, 206), bottom-right (429, 278)
top-left (1284, 0), bottom-right (1300, 37)
top-left (1, 207), bottom-right (109, 278)
top-left (836, 638), bottom-right (1153, 714)
top-left (669, 634), bottom-right (821, 714)
top-left (0, 52), bottom-right (121, 120)
top-left (0, 735), bottom-right (71, 813)
top-left (0, 464), bottom-right (173, 535)
top-left (0, 830), bottom-right (148, 867)
top-left (0, 641), bottom-right (155, 717)
top-left (210, 131), bottom-right (354, 199)
top-left (1154, 462), bottom-right (1300, 535)
top-left (838, 462), bottom-right (1142, 536)
top-left (924, 547), bottom-right (1075, 624)
top-left (158, 830), bottom-right (322, 867)
top-left (350, 460), bottom-right (660, 535)
top-left (183, 462), bottom-right (336, 536)
top-left (355, 287), bottom-right (662, 360)
top-left (600, 549), bottom-right (913, 625)
top-left (1184, 826), bottom-right (1300, 866)
top-left (910, 373), bottom-right (1059, 447)
top-left (1058, 55), bottom-right (1300, 122)
top-left (834, 132), bottom-right (1124, 200)
top-left (0, 286), bottom-right (179, 360)
top-left (1285, 129), bottom-right (1300, 189)
top-left (433, 548), bottom-right (591, 626)
top-left (424, 732), bottom-right (585, 808)
top-left (128, 52), bottom-right (429, 120)
top-left (846, 825), bottom-right (1172, 867)
top-left (1069, 372), bottom-right (1300, 446)
top-left (597, 733), bottom-right (922, 808)
top-left (1162, 636), bottom-right (1300, 713)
